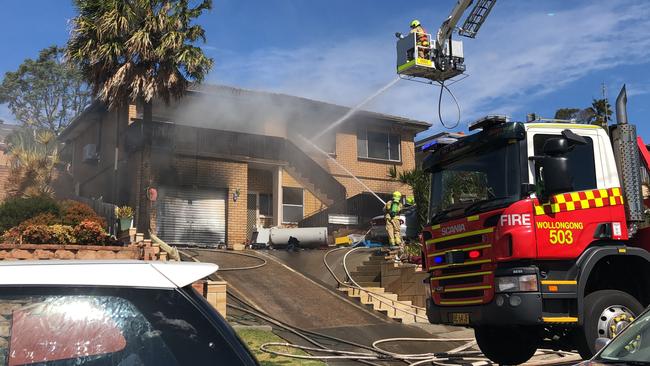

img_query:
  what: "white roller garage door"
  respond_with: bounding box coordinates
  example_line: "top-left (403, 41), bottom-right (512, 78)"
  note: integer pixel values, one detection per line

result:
top-left (156, 187), bottom-right (226, 247)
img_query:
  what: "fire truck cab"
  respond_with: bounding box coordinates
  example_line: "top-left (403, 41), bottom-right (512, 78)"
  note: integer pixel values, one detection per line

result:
top-left (421, 89), bottom-right (650, 364)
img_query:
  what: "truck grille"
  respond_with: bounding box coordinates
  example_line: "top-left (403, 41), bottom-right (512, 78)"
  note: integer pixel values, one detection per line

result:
top-left (428, 231), bottom-right (495, 306)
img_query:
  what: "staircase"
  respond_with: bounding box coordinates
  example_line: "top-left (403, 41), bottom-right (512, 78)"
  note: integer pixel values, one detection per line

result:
top-left (282, 140), bottom-right (346, 206)
top-left (338, 250), bottom-right (428, 324)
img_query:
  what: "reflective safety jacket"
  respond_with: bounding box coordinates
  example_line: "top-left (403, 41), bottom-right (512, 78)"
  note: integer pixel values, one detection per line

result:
top-left (410, 26), bottom-right (429, 46)
top-left (384, 200), bottom-right (403, 219)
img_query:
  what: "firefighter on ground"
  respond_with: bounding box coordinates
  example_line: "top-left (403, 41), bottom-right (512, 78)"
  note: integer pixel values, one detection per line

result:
top-left (384, 191), bottom-right (404, 260)
top-left (409, 20), bottom-right (430, 59)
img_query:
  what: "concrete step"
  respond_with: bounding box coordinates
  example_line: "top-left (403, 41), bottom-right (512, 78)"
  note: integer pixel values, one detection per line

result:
top-left (358, 291), bottom-right (399, 302)
top-left (339, 286), bottom-right (427, 324)
top-left (349, 274), bottom-right (380, 283)
top-left (377, 308), bottom-right (419, 324)
top-left (356, 281), bottom-right (381, 287)
top-left (354, 264), bottom-right (381, 272)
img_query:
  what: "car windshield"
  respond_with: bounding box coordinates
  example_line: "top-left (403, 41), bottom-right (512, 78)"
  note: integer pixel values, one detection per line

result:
top-left (0, 287), bottom-right (250, 366)
top-left (598, 309), bottom-right (650, 363)
top-left (428, 142), bottom-right (520, 223)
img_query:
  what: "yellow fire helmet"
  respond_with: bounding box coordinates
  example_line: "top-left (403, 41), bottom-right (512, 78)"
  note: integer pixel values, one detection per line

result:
top-left (392, 191), bottom-right (402, 201)
top-left (406, 196), bottom-right (415, 205)
top-left (410, 20), bottom-right (421, 28)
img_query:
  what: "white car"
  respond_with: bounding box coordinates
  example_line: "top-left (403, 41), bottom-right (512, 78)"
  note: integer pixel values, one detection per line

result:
top-left (367, 215), bottom-right (407, 243)
top-left (0, 260), bottom-right (258, 366)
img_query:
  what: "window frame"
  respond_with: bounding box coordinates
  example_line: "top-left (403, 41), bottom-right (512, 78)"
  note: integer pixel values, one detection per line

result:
top-left (531, 133), bottom-right (598, 192)
top-left (282, 187), bottom-right (304, 224)
top-left (357, 128), bottom-right (402, 162)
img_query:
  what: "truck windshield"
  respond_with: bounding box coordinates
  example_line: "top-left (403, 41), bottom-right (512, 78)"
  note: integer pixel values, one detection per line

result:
top-left (428, 142), bottom-right (520, 223)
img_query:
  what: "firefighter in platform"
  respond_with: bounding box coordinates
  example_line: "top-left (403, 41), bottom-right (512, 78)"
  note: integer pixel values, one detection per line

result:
top-left (384, 191), bottom-right (404, 259)
top-left (409, 20), bottom-right (430, 59)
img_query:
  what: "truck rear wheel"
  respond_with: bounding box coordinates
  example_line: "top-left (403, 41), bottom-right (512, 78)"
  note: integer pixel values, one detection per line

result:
top-left (575, 289), bottom-right (643, 359)
top-left (474, 326), bottom-right (538, 365)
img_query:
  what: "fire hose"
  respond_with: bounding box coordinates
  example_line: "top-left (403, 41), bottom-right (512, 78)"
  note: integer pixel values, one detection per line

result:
top-left (184, 247), bottom-right (580, 365)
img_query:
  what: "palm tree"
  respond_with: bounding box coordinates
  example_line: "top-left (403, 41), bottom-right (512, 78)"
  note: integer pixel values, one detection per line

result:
top-left (6, 129), bottom-right (59, 198)
top-left (66, 0), bottom-right (214, 110)
top-left (588, 98), bottom-right (613, 128)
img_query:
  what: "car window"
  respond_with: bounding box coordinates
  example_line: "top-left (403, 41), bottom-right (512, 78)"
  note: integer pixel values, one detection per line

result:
top-left (0, 288), bottom-right (250, 366)
top-left (533, 134), bottom-right (597, 191)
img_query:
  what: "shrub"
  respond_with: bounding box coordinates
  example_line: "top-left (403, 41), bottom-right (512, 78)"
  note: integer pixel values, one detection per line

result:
top-left (20, 212), bottom-right (60, 227)
top-left (21, 224), bottom-right (52, 244)
top-left (49, 225), bottom-right (76, 244)
top-left (115, 205), bottom-right (134, 219)
top-left (1, 227), bottom-right (22, 244)
top-left (74, 220), bottom-right (109, 245)
top-left (0, 196), bottom-right (60, 233)
top-left (60, 200), bottom-right (106, 228)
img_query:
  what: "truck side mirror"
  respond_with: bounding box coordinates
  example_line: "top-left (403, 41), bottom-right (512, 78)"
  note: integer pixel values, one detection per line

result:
top-left (539, 156), bottom-right (572, 197)
top-left (543, 137), bottom-right (571, 156)
top-left (531, 137), bottom-right (574, 202)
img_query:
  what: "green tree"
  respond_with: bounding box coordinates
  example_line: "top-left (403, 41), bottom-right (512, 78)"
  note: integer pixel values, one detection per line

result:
top-left (587, 98), bottom-right (612, 128)
top-left (0, 46), bottom-right (90, 135)
top-left (66, 0), bottom-right (214, 111)
top-left (389, 167), bottom-right (430, 231)
top-left (554, 108), bottom-right (580, 121)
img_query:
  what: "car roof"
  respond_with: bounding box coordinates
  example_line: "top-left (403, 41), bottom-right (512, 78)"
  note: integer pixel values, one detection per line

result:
top-left (0, 260), bottom-right (218, 289)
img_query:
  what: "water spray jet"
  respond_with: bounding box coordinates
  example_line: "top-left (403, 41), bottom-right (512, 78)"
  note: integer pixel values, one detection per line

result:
top-left (311, 77), bottom-right (401, 141)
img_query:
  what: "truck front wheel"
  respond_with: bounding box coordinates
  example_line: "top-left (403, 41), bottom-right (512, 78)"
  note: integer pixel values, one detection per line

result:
top-left (474, 326), bottom-right (538, 364)
top-left (575, 289), bottom-right (643, 359)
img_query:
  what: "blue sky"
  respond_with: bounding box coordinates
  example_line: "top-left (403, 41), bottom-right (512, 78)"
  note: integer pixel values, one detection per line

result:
top-left (1, 0), bottom-right (649, 138)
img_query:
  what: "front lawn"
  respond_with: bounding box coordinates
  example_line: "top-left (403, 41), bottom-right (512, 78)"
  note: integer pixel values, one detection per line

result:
top-left (235, 328), bottom-right (325, 366)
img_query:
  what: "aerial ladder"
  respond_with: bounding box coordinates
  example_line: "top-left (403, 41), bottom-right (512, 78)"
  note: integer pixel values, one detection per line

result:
top-left (396, 0), bottom-right (497, 82)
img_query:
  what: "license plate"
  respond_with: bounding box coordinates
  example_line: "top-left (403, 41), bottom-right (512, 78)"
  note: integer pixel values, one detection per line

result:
top-left (451, 313), bottom-right (470, 325)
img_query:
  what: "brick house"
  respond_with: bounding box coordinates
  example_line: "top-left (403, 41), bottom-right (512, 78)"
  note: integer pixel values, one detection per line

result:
top-left (58, 85), bottom-right (429, 247)
top-left (0, 123), bottom-right (20, 200)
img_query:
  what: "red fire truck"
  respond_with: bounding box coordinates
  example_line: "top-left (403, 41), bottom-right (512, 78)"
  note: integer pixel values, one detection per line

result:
top-left (421, 86), bottom-right (650, 364)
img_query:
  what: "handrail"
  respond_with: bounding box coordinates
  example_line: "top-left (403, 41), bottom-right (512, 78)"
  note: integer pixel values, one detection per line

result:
top-left (149, 231), bottom-right (180, 261)
top-left (324, 247), bottom-right (427, 323)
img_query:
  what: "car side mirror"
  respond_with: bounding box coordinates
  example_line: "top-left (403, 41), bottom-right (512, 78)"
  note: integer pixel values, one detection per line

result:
top-left (595, 337), bottom-right (610, 352)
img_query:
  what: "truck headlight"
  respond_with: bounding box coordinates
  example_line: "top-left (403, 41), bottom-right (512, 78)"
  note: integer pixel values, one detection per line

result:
top-left (495, 274), bottom-right (538, 293)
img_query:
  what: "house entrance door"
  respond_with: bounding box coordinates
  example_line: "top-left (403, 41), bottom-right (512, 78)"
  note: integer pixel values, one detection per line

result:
top-left (246, 193), bottom-right (258, 240)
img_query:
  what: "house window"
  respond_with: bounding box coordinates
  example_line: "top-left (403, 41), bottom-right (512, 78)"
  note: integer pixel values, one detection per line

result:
top-left (282, 187), bottom-right (303, 223)
top-left (357, 129), bottom-right (401, 161)
top-left (259, 193), bottom-right (273, 216)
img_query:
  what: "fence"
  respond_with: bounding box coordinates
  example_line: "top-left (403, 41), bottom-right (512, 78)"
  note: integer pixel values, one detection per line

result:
top-left (73, 196), bottom-right (119, 235)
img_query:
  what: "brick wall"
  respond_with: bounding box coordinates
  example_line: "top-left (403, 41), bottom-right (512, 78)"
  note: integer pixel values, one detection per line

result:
top-left (282, 168), bottom-right (326, 218)
top-left (152, 156), bottom-right (249, 247)
top-left (381, 262), bottom-right (429, 307)
top-left (69, 106), bottom-right (131, 204)
top-left (248, 169), bottom-right (272, 194)
top-left (327, 125), bottom-right (415, 197)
